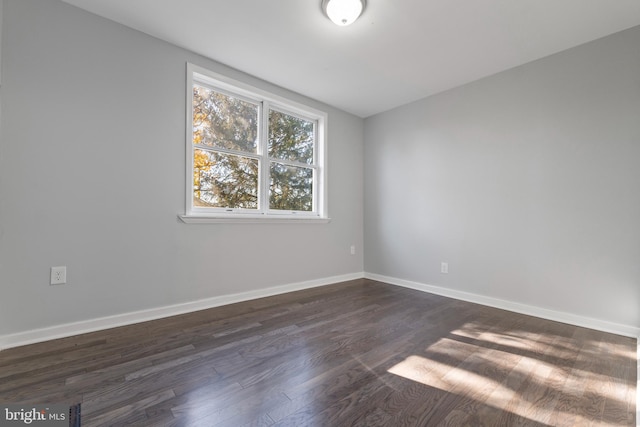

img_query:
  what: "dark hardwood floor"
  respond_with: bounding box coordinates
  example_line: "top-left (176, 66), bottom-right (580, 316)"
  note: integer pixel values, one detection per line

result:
top-left (0, 279), bottom-right (636, 426)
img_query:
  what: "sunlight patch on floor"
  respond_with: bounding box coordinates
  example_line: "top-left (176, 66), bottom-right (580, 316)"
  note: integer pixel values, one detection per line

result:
top-left (387, 350), bottom-right (557, 424)
top-left (386, 323), bottom-right (635, 426)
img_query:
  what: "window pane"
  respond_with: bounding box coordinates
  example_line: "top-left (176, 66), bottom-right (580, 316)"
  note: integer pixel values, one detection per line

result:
top-left (268, 110), bottom-right (314, 164)
top-left (194, 149), bottom-right (258, 209)
top-left (270, 162), bottom-right (313, 211)
top-left (193, 84), bottom-right (258, 153)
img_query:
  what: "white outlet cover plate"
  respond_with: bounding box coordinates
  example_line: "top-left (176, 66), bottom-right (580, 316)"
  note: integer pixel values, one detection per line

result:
top-left (51, 266), bottom-right (67, 285)
top-left (441, 262), bottom-right (449, 274)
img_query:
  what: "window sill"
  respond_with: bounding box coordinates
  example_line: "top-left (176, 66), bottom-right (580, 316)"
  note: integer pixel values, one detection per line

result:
top-left (178, 214), bottom-right (331, 224)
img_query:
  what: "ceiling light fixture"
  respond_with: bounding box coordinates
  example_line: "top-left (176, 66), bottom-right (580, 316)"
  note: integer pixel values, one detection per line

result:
top-left (322, 0), bottom-right (365, 26)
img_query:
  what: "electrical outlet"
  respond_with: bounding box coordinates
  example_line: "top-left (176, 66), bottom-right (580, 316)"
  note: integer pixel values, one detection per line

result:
top-left (441, 262), bottom-right (449, 274)
top-left (350, 245), bottom-right (356, 255)
top-left (51, 266), bottom-right (67, 285)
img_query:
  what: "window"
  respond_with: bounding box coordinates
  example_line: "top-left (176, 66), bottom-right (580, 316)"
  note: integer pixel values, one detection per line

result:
top-left (182, 64), bottom-right (328, 222)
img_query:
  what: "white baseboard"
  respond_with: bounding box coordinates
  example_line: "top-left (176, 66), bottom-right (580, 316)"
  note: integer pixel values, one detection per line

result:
top-left (365, 272), bottom-right (640, 339)
top-left (0, 272), bottom-right (365, 350)
top-left (2, 271), bottom-right (637, 351)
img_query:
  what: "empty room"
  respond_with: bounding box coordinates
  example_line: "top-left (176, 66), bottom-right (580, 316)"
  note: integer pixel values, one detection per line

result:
top-left (0, 0), bottom-right (638, 426)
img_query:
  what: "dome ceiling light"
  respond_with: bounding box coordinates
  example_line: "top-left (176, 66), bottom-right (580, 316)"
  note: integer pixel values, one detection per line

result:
top-left (322, 0), bottom-right (366, 26)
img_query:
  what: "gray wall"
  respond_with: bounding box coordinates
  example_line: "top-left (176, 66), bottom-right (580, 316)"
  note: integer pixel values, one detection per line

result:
top-left (364, 26), bottom-right (640, 328)
top-left (0, 0), bottom-right (364, 337)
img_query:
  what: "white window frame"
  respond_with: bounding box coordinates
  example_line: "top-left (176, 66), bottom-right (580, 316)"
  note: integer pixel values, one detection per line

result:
top-left (180, 63), bottom-right (329, 223)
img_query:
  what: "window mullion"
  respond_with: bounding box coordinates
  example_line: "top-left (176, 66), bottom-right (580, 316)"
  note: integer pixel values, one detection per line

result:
top-left (313, 120), bottom-right (320, 213)
top-left (260, 101), bottom-right (270, 212)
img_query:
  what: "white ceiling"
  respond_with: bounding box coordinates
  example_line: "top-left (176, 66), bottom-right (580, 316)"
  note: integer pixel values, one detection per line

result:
top-left (61, 0), bottom-right (640, 117)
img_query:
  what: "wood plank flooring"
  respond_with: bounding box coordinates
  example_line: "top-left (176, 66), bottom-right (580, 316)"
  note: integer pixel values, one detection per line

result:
top-left (0, 279), bottom-right (636, 426)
